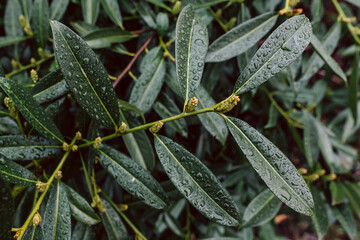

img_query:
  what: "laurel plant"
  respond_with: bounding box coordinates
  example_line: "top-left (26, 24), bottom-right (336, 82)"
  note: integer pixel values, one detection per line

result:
top-left (0, 0), bottom-right (359, 239)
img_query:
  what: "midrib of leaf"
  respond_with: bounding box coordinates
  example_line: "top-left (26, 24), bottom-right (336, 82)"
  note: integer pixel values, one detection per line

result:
top-left (155, 135), bottom-right (237, 222)
top-left (22, 0), bottom-right (29, 20)
top-left (245, 193), bottom-right (275, 223)
top-left (53, 181), bottom-right (60, 240)
top-left (30, 227), bottom-right (36, 240)
top-left (54, 23), bottom-right (117, 128)
top-left (185, 19), bottom-right (195, 103)
top-left (210, 14), bottom-right (277, 55)
top-left (226, 118), bottom-right (311, 211)
top-left (9, 87), bottom-right (63, 143)
top-left (138, 58), bottom-right (164, 106)
top-left (10, 3), bottom-right (17, 36)
top-left (0, 145), bottom-right (62, 150)
top-left (97, 149), bottom-right (164, 204)
top-left (103, 205), bottom-right (120, 239)
top-left (33, 80), bottom-right (65, 98)
top-left (69, 202), bottom-right (97, 221)
top-left (234, 17), bottom-right (307, 95)
top-left (0, 169), bottom-right (37, 184)
top-left (87, 34), bottom-right (134, 41)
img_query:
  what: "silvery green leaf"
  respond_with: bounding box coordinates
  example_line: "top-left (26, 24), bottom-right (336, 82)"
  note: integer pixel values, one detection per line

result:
top-left (50, 0), bottom-right (70, 21)
top-left (333, 204), bottom-right (357, 240)
top-left (83, 28), bottom-right (135, 49)
top-left (311, 186), bottom-right (329, 240)
top-left (81, 0), bottom-right (100, 25)
top-left (0, 158), bottom-right (37, 187)
top-left (302, 111), bottom-right (319, 169)
top-left (100, 0), bottom-right (123, 27)
top-left (31, 0), bottom-right (49, 48)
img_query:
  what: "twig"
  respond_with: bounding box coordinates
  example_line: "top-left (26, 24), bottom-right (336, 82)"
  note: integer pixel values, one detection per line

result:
top-left (130, 28), bottom-right (152, 35)
top-left (113, 33), bottom-right (156, 88)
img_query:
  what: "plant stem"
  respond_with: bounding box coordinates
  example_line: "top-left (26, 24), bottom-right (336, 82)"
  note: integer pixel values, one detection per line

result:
top-left (185, 202), bottom-right (191, 240)
top-left (16, 136), bottom-right (77, 240)
top-left (15, 112), bottom-right (25, 135)
top-left (159, 36), bottom-right (175, 62)
top-left (209, 8), bottom-right (228, 32)
top-left (5, 54), bottom-right (55, 79)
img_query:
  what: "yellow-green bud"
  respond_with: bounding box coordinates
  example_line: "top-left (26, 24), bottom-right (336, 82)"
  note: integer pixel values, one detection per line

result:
top-left (55, 170), bottom-right (62, 180)
top-left (24, 24), bottom-right (34, 36)
top-left (71, 145), bottom-right (78, 152)
top-left (33, 213), bottom-right (42, 227)
top-left (30, 57), bottom-right (36, 66)
top-left (315, 169), bottom-right (326, 176)
top-left (226, 17), bottom-right (237, 29)
top-left (19, 15), bottom-right (26, 28)
top-left (118, 204), bottom-right (128, 211)
top-left (38, 48), bottom-right (45, 58)
top-left (185, 97), bottom-right (198, 112)
top-left (93, 137), bottom-right (102, 149)
top-left (215, 94), bottom-right (240, 113)
top-left (36, 181), bottom-right (47, 192)
top-left (215, 9), bottom-right (222, 18)
top-left (172, 1), bottom-right (181, 15)
top-left (119, 122), bottom-right (127, 134)
top-left (30, 69), bottom-right (39, 83)
top-left (11, 59), bottom-right (19, 70)
top-left (4, 97), bottom-right (17, 117)
top-left (323, 173), bottom-right (337, 182)
top-left (76, 131), bottom-right (82, 140)
top-left (149, 121), bottom-right (164, 134)
top-left (298, 168), bottom-right (308, 175)
top-left (289, 0), bottom-right (300, 7)
top-left (62, 142), bottom-right (70, 151)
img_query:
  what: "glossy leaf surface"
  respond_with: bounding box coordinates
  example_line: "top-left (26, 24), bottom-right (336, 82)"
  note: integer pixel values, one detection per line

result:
top-left (117, 100), bottom-right (145, 122)
top-left (206, 12), bottom-right (278, 62)
top-left (311, 187), bottom-right (329, 240)
top-left (333, 204), bottom-right (356, 240)
top-left (234, 15), bottom-right (312, 95)
top-left (0, 77), bottom-right (64, 143)
top-left (225, 117), bottom-right (314, 216)
top-left (50, 0), bottom-right (70, 21)
top-left (100, 0), bottom-right (123, 27)
top-left (5, 0), bottom-right (23, 37)
top-left (50, 20), bottom-right (120, 129)
top-left (96, 144), bottom-right (168, 209)
top-left (303, 111), bottom-right (319, 169)
top-left (0, 178), bottom-right (14, 240)
top-left (242, 189), bottom-right (282, 227)
top-left (31, 0), bottom-right (49, 48)
top-left (81, 0), bottom-right (100, 25)
top-left (83, 28), bottom-right (134, 49)
top-left (71, 222), bottom-right (96, 240)
top-left (154, 134), bottom-right (240, 226)
top-left (23, 226), bottom-right (44, 240)
top-left (43, 180), bottom-right (71, 240)
top-left (175, 4), bottom-right (209, 103)
top-left (63, 183), bottom-right (100, 225)
top-left (0, 135), bottom-right (61, 161)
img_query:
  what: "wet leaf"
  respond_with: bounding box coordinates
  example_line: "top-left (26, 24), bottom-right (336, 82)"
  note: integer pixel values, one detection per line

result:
top-left (225, 117), bottom-right (314, 216)
top-left (0, 158), bottom-right (37, 186)
top-left (43, 180), bottom-right (71, 240)
top-left (0, 77), bottom-right (64, 143)
top-left (154, 134), bottom-right (240, 226)
top-left (156, 12), bottom-right (169, 37)
top-left (333, 204), bottom-right (357, 240)
top-left (83, 28), bottom-right (135, 49)
top-left (206, 12), bottom-right (278, 62)
top-left (117, 99), bottom-right (145, 123)
top-left (234, 15), bottom-right (312, 95)
top-left (175, 4), bottom-right (209, 104)
top-left (4, 0), bottom-right (23, 59)
top-left (23, 226), bottom-right (44, 240)
top-left (0, 135), bottom-right (61, 161)
top-left (195, 85), bottom-right (228, 145)
top-left (302, 111), bottom-right (319, 169)
top-left (349, 47), bottom-right (359, 122)
top-left (50, 20), bottom-right (120, 129)
top-left (0, 178), bottom-right (14, 240)
top-left (242, 189), bottom-right (282, 227)
top-left (310, 34), bottom-right (347, 85)
top-left (50, 0), bottom-right (70, 21)
top-left (71, 222), bottom-right (96, 240)
top-left (62, 183), bottom-right (100, 225)
top-left (96, 144), bottom-right (168, 209)
top-left (311, 186), bottom-right (329, 240)
top-left (100, 0), bottom-right (123, 28)
top-left (81, 0), bottom-right (100, 25)
top-left (45, 97), bottom-right (65, 119)
top-left (133, 1), bottom-right (157, 28)
top-left (70, 21), bottom-right (99, 37)
top-left (99, 198), bottom-right (128, 240)
top-left (31, 0), bottom-right (49, 48)
top-left (0, 36), bottom-right (31, 48)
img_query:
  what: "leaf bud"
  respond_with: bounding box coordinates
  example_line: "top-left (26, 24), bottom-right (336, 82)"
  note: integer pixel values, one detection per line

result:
top-left (36, 181), bottom-right (47, 192)
top-left (32, 213), bottom-right (42, 226)
top-left (215, 9), bottom-right (222, 18)
top-left (75, 131), bottom-right (82, 140)
top-left (298, 168), bottom-right (307, 175)
top-left (93, 137), bottom-right (102, 149)
top-left (55, 170), bottom-right (62, 180)
top-left (149, 121), bottom-right (164, 134)
top-left (11, 59), bottom-right (20, 70)
top-left (30, 57), bottom-right (36, 66)
top-left (30, 69), bottom-right (39, 83)
top-left (37, 48), bottom-right (45, 58)
top-left (323, 173), bottom-right (337, 182)
top-left (24, 24), bottom-right (34, 36)
top-left (215, 94), bottom-right (240, 113)
top-left (62, 142), bottom-right (70, 151)
top-left (185, 97), bottom-right (198, 112)
top-left (172, 1), bottom-right (181, 15)
top-left (226, 17), bottom-right (237, 29)
top-left (4, 97), bottom-right (17, 117)
top-left (118, 204), bottom-right (128, 211)
top-left (71, 145), bottom-right (78, 152)
top-left (19, 15), bottom-right (26, 28)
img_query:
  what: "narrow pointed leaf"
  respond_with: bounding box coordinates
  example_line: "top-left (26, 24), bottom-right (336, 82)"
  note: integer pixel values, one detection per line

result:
top-left (310, 35), bottom-right (347, 85)
top-left (70, 21), bottom-right (99, 37)
top-left (234, 15), bottom-right (312, 95)
top-left (50, 20), bottom-right (120, 129)
top-left (346, 0), bottom-right (360, 7)
top-left (195, 85), bottom-right (228, 145)
top-left (133, 2), bottom-right (157, 28)
top-left (23, 226), bottom-right (44, 240)
top-left (96, 144), bottom-right (168, 209)
top-left (0, 178), bottom-right (14, 240)
top-left (4, 0), bottom-right (23, 37)
top-left (0, 36), bottom-right (31, 48)
top-left (31, 0), bottom-right (49, 48)
top-left (349, 47), bottom-right (359, 122)
top-left (129, 49), bottom-right (166, 113)
top-left (83, 28), bottom-right (135, 49)
top-left (329, 181), bottom-right (346, 206)
top-left (303, 111), bottom-right (319, 169)
top-left (175, 4), bottom-right (209, 103)
top-left (50, 0), bottom-right (70, 21)
top-left (81, 0), bottom-right (100, 25)
top-left (62, 183), bottom-right (100, 225)
top-left (45, 97), bottom-right (65, 119)
top-left (242, 189), bottom-right (282, 227)
top-left (0, 77), bottom-right (64, 143)
top-left (342, 181), bottom-right (360, 218)
top-left (21, 0), bottom-right (32, 22)
top-left (0, 159), bottom-right (37, 186)
top-left (311, 187), bottom-right (329, 240)
top-left (333, 204), bottom-right (356, 240)
top-left (100, 0), bottom-right (123, 27)
top-left (120, 111), bottom-right (155, 170)
top-left (99, 198), bottom-right (127, 240)
top-left (206, 12), bottom-right (278, 62)
top-left (43, 180), bottom-right (71, 240)
top-left (117, 100), bottom-right (145, 122)
top-left (225, 117), bottom-right (314, 216)
top-left (71, 222), bottom-right (96, 240)
top-left (0, 135), bottom-right (61, 161)
top-left (32, 78), bottom-right (69, 104)
top-left (154, 134), bottom-right (240, 226)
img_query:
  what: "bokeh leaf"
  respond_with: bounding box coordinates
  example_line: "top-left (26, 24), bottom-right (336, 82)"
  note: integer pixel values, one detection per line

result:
top-left (83, 28), bottom-right (135, 49)
top-left (311, 186), bottom-right (329, 240)
top-left (333, 203), bottom-right (357, 240)
top-left (349, 47), bottom-right (359, 122)
top-left (100, 0), bottom-right (123, 28)
top-left (0, 178), bottom-right (14, 240)
top-left (71, 222), bottom-right (96, 240)
top-left (23, 226), bottom-right (44, 240)
top-left (81, 0), bottom-right (100, 25)
top-left (31, 0), bottom-right (49, 48)
top-left (302, 111), bottom-right (319, 169)
top-left (50, 0), bottom-right (70, 21)
top-left (0, 36), bottom-right (31, 48)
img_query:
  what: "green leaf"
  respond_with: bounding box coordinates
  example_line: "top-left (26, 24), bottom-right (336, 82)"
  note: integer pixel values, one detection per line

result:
top-left (0, 117), bottom-right (21, 135)
top-left (147, 0), bottom-right (172, 11)
top-left (206, 12), bottom-right (278, 62)
top-left (0, 36), bottom-right (31, 48)
top-left (0, 158), bottom-right (37, 186)
top-left (43, 180), bottom-right (71, 240)
top-left (31, 0), bottom-right (49, 48)
top-left (45, 97), bottom-right (65, 119)
top-left (225, 117), bottom-right (314, 216)
top-left (349, 47), bottom-right (359, 122)
top-left (342, 181), bottom-right (360, 218)
top-left (0, 77), bottom-right (64, 143)
top-left (0, 178), bottom-right (14, 240)
top-left (233, 15), bottom-right (312, 95)
top-left (50, 0), bottom-right (70, 21)
top-left (21, 0), bottom-right (32, 22)
top-left (62, 183), bottom-right (100, 225)
top-left (242, 189), bottom-right (282, 227)
top-left (99, 198), bottom-right (128, 240)
top-left (4, 0), bottom-right (23, 37)
top-left (81, 0), bottom-right (100, 25)
top-left (129, 50), bottom-right (166, 113)
top-left (71, 222), bottom-right (96, 240)
top-left (70, 21), bottom-right (99, 37)
top-left (83, 28), bottom-right (135, 49)
top-left (333, 204), bottom-right (357, 240)
top-left (133, 2), bottom-right (157, 28)
top-left (302, 111), bottom-right (319, 169)
top-left (156, 12), bottom-right (169, 37)
top-left (50, 20), bottom-right (120, 129)
top-left (311, 186), bottom-right (329, 240)
top-left (264, 104), bottom-right (279, 129)
top-left (175, 4), bottom-right (209, 104)
top-left (195, 85), bottom-right (228, 145)
top-left (329, 181), bottom-right (346, 206)
top-left (117, 99), bottom-right (145, 122)
top-left (100, 0), bottom-right (123, 28)
top-left (346, 0), bottom-right (360, 7)
top-left (23, 226), bottom-right (44, 240)
top-left (310, 35), bottom-right (347, 85)
top-left (154, 134), bottom-right (240, 226)
top-left (96, 144), bottom-right (168, 209)
top-left (0, 135), bottom-right (61, 161)
top-left (120, 111), bottom-right (155, 171)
